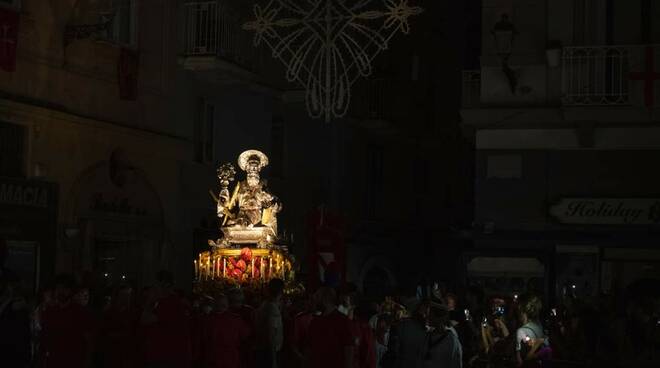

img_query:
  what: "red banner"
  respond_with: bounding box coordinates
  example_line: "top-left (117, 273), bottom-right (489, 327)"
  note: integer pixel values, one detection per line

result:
top-left (118, 47), bottom-right (139, 100)
top-left (0, 8), bottom-right (19, 72)
top-left (307, 208), bottom-right (345, 289)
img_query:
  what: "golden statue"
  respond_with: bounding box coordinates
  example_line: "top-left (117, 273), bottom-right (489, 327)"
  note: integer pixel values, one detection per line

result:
top-left (213, 150), bottom-right (281, 248)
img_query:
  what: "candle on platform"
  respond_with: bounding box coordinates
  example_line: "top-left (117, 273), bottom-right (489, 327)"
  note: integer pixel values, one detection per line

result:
top-left (194, 260), bottom-right (198, 280)
top-left (212, 259), bottom-right (216, 280)
top-left (251, 258), bottom-right (255, 278)
top-left (261, 260), bottom-right (265, 281)
top-left (223, 258), bottom-right (227, 277)
top-left (269, 257), bottom-right (273, 279)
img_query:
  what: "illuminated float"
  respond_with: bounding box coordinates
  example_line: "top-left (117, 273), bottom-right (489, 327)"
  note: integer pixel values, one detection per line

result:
top-left (193, 150), bottom-right (295, 292)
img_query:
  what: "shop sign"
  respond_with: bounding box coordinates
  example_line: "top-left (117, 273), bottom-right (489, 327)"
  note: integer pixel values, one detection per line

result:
top-left (0, 178), bottom-right (53, 209)
top-left (550, 198), bottom-right (660, 225)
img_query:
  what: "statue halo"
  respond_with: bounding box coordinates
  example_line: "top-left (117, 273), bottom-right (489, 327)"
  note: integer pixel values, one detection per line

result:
top-left (238, 149), bottom-right (269, 171)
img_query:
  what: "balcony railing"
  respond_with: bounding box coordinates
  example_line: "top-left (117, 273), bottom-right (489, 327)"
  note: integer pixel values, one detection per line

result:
top-left (462, 70), bottom-right (481, 108)
top-left (562, 44), bottom-right (659, 106)
top-left (182, 1), bottom-right (269, 75)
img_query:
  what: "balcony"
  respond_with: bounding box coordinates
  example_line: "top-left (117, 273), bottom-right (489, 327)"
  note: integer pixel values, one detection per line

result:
top-left (181, 1), bottom-right (282, 86)
top-left (562, 44), bottom-right (659, 107)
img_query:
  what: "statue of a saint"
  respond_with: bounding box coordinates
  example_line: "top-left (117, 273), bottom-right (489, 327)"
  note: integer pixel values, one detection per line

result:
top-left (215, 150), bottom-right (281, 247)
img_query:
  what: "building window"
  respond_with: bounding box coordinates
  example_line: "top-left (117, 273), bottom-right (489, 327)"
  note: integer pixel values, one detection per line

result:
top-left (101, 0), bottom-right (138, 46)
top-left (366, 145), bottom-right (384, 219)
top-left (0, 121), bottom-right (26, 177)
top-left (195, 99), bottom-right (215, 164)
top-left (640, 0), bottom-right (657, 43)
top-left (270, 116), bottom-right (285, 178)
top-left (572, 0), bottom-right (607, 45)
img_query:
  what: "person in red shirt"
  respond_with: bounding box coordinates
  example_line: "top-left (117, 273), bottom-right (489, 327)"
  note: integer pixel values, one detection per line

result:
top-left (40, 274), bottom-right (94, 368)
top-left (354, 305), bottom-right (377, 368)
top-left (204, 294), bottom-right (251, 368)
top-left (191, 295), bottom-right (215, 367)
top-left (99, 284), bottom-right (140, 368)
top-left (307, 287), bottom-right (356, 368)
top-left (140, 270), bottom-right (192, 368)
top-left (290, 294), bottom-right (320, 368)
top-left (228, 288), bottom-right (256, 368)
top-left (339, 290), bottom-right (377, 368)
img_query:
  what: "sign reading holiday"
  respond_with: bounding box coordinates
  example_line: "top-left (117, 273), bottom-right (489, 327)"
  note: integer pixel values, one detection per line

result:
top-left (550, 198), bottom-right (660, 225)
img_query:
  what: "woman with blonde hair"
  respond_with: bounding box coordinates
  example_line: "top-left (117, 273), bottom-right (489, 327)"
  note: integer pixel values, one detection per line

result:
top-left (515, 295), bottom-right (550, 368)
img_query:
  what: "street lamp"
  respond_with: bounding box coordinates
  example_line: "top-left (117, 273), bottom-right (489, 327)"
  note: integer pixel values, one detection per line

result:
top-left (492, 14), bottom-right (517, 57)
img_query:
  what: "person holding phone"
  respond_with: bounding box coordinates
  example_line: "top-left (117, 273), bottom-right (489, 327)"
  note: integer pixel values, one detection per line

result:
top-left (514, 295), bottom-right (549, 368)
top-left (479, 299), bottom-right (513, 368)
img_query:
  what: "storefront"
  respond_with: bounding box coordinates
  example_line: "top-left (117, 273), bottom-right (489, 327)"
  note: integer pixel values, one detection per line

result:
top-left (550, 198), bottom-right (660, 301)
top-left (0, 176), bottom-right (57, 294)
top-left (67, 157), bottom-right (166, 286)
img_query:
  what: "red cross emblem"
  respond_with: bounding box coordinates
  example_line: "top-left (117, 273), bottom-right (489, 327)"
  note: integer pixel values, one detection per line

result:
top-left (628, 46), bottom-right (660, 109)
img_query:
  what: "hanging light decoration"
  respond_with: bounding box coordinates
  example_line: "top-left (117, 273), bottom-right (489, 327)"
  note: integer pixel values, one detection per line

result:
top-left (243, 0), bottom-right (423, 122)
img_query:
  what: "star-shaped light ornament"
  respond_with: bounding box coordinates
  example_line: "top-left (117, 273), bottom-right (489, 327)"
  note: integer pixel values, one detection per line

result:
top-left (243, 0), bottom-right (423, 122)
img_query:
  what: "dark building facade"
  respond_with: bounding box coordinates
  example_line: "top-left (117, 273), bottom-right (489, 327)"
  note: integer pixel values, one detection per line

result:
top-left (461, 0), bottom-right (660, 302)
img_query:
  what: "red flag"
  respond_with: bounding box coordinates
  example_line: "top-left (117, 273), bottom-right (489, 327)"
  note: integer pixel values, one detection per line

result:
top-left (118, 47), bottom-right (139, 100)
top-left (307, 208), bottom-right (346, 289)
top-left (0, 7), bottom-right (19, 72)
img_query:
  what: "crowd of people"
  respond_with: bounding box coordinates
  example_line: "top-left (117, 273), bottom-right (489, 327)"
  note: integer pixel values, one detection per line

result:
top-left (1, 269), bottom-right (660, 368)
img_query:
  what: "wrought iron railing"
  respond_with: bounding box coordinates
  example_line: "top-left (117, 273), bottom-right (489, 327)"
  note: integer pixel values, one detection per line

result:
top-left (462, 70), bottom-right (481, 108)
top-left (182, 1), bottom-right (269, 74)
top-left (562, 44), bottom-right (659, 106)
